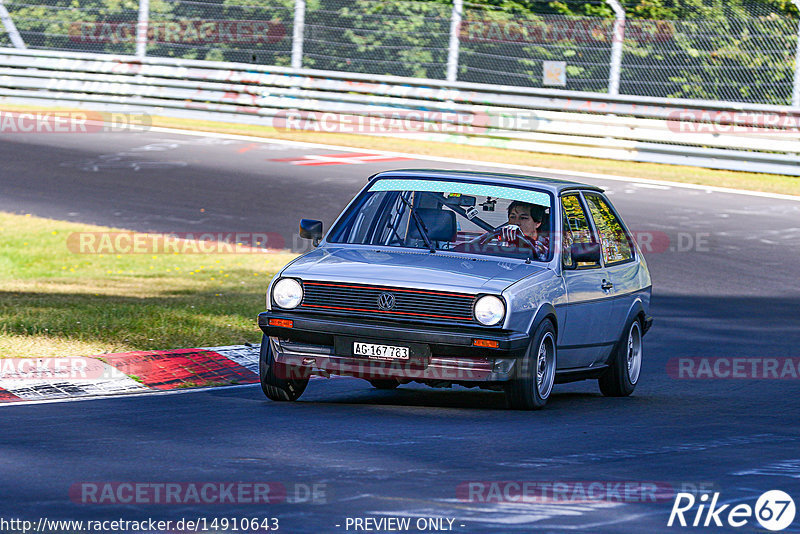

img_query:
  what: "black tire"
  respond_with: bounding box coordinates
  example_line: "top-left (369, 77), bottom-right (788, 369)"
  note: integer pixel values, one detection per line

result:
top-left (259, 334), bottom-right (309, 401)
top-left (369, 379), bottom-right (400, 390)
top-left (505, 320), bottom-right (557, 410)
top-left (599, 317), bottom-right (643, 397)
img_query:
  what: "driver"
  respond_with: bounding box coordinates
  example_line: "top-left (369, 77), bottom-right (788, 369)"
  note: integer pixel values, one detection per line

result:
top-left (500, 201), bottom-right (549, 261)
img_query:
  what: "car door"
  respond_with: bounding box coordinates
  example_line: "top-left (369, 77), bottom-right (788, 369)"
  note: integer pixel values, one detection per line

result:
top-left (583, 192), bottom-right (640, 362)
top-left (558, 193), bottom-right (616, 369)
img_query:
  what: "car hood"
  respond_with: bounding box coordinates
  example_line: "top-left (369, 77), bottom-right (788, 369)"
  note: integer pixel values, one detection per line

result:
top-left (281, 246), bottom-right (550, 293)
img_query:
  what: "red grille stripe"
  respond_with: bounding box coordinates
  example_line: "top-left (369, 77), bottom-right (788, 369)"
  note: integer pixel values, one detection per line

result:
top-left (302, 303), bottom-right (472, 321)
top-left (304, 282), bottom-right (474, 299)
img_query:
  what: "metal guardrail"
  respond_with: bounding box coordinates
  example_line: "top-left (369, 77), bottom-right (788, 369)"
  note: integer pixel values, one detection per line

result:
top-left (2, 0), bottom-right (799, 106)
top-left (0, 48), bottom-right (798, 176)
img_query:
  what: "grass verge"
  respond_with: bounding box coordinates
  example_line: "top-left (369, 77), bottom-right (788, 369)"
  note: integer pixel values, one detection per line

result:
top-left (0, 212), bottom-right (295, 358)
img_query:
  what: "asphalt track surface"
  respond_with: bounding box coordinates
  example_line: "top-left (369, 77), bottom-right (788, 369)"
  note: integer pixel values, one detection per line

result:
top-left (1, 130), bottom-right (800, 533)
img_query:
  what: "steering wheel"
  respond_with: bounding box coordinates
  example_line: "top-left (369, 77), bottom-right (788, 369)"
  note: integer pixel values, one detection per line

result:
top-left (473, 226), bottom-right (537, 250)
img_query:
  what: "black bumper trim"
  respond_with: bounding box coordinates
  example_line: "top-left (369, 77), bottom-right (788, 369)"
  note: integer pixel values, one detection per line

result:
top-left (258, 311), bottom-right (530, 359)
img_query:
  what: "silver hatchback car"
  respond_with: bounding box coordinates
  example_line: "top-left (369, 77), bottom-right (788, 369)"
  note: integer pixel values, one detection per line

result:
top-left (258, 170), bottom-right (652, 409)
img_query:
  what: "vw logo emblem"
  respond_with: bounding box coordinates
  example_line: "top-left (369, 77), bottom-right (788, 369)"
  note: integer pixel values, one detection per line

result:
top-left (377, 292), bottom-right (395, 311)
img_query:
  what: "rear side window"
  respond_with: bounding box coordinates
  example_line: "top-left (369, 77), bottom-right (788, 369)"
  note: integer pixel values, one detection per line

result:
top-left (584, 194), bottom-right (634, 265)
top-left (561, 194), bottom-right (600, 269)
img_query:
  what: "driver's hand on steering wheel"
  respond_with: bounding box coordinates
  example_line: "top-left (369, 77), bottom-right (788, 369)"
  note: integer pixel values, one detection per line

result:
top-left (500, 224), bottom-right (521, 245)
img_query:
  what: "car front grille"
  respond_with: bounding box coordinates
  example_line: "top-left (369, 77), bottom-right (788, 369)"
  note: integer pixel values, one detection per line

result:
top-left (299, 281), bottom-right (476, 323)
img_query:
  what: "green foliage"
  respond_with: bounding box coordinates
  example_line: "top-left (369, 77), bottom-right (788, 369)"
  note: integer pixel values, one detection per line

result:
top-left (303, 0), bottom-right (452, 77)
top-left (457, 0), bottom-right (799, 103)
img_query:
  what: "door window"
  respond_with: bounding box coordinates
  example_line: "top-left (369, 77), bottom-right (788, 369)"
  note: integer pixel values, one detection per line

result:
top-left (584, 194), bottom-right (634, 265)
top-left (561, 194), bottom-right (600, 269)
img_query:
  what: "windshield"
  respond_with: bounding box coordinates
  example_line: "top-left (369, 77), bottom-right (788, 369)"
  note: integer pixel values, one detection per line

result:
top-left (327, 178), bottom-right (554, 262)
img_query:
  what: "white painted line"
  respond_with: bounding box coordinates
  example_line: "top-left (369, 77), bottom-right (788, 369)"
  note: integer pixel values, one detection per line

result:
top-left (630, 182), bottom-right (672, 190)
top-left (142, 125), bottom-right (800, 203)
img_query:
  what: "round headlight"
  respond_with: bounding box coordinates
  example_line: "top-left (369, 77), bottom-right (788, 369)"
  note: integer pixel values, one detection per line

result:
top-left (474, 295), bottom-right (505, 326)
top-left (272, 278), bottom-right (303, 309)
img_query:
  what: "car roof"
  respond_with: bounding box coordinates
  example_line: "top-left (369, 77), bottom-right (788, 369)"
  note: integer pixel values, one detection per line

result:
top-left (368, 169), bottom-right (604, 194)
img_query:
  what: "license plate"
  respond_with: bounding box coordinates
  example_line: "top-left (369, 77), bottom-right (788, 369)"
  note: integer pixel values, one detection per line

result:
top-left (353, 342), bottom-right (410, 361)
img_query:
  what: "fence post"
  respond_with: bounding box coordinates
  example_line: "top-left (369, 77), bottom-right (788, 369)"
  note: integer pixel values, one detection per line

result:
top-left (291, 0), bottom-right (306, 69)
top-left (0, 0), bottom-right (26, 49)
top-left (446, 0), bottom-right (463, 82)
top-left (135, 0), bottom-right (149, 58)
top-left (793, 0), bottom-right (800, 107)
top-left (605, 0), bottom-right (625, 95)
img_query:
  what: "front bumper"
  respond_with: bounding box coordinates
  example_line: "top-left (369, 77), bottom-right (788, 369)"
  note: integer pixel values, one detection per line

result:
top-left (258, 311), bottom-right (530, 382)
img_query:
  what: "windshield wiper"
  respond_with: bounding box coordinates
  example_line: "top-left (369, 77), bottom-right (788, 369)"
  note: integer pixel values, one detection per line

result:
top-left (398, 193), bottom-right (436, 253)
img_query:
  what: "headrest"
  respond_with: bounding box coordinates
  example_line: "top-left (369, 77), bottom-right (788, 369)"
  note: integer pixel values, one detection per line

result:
top-left (408, 208), bottom-right (457, 242)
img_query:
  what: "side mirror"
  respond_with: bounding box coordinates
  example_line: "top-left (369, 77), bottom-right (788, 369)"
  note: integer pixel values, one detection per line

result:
top-left (570, 242), bottom-right (601, 265)
top-left (299, 219), bottom-right (323, 246)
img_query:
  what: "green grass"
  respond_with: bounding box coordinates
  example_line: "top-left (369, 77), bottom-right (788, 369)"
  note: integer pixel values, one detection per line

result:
top-left (0, 212), bottom-right (295, 358)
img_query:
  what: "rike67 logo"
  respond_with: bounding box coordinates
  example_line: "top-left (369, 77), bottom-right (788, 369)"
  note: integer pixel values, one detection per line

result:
top-left (668, 490), bottom-right (796, 531)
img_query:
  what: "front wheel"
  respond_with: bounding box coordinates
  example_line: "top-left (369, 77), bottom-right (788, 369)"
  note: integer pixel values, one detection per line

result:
top-left (505, 320), bottom-right (557, 410)
top-left (259, 334), bottom-right (309, 401)
top-left (599, 317), bottom-right (642, 397)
